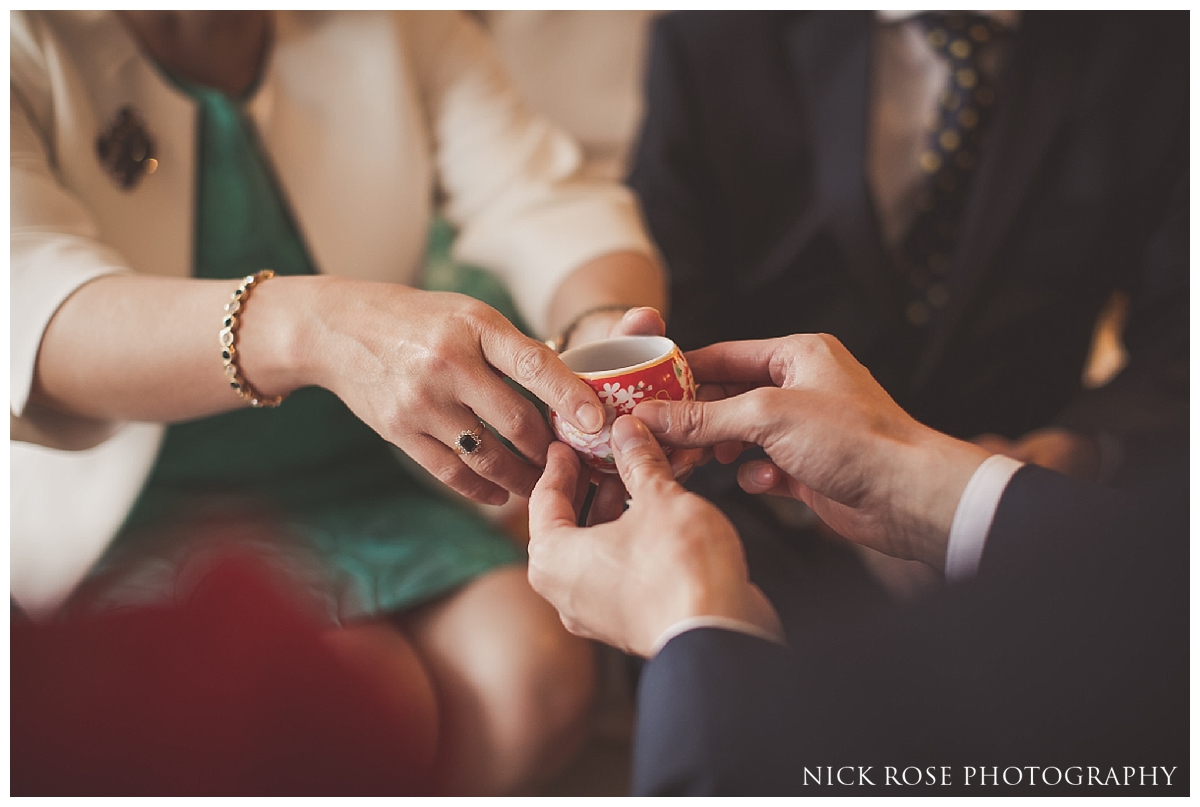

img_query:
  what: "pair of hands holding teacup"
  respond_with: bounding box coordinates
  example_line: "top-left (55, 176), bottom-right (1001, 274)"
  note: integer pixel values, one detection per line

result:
top-left (527, 331), bottom-right (993, 658)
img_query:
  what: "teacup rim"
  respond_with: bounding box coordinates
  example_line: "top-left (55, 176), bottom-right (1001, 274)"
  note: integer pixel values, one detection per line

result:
top-left (558, 335), bottom-right (677, 380)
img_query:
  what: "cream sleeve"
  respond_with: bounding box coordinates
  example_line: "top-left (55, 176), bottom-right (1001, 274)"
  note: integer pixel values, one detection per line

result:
top-left (404, 11), bottom-right (657, 338)
top-left (11, 13), bottom-right (134, 447)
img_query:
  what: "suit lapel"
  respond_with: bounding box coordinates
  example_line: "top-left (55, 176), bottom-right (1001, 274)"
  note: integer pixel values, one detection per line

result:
top-left (766, 12), bottom-right (899, 316)
top-left (912, 13), bottom-right (1091, 391)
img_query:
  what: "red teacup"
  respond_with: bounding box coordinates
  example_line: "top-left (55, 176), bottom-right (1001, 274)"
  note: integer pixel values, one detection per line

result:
top-left (550, 335), bottom-right (696, 473)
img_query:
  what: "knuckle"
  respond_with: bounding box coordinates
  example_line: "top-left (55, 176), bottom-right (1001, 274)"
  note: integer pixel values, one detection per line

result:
top-left (411, 339), bottom-right (456, 376)
top-left (674, 401), bottom-right (704, 434)
top-left (380, 407), bottom-right (416, 444)
top-left (789, 333), bottom-right (821, 357)
top-left (511, 340), bottom-right (555, 383)
top-left (464, 442), bottom-right (506, 477)
top-left (447, 294), bottom-right (487, 323)
top-left (625, 454), bottom-right (672, 490)
top-left (493, 399), bottom-right (548, 448)
top-left (815, 332), bottom-right (838, 348)
top-left (391, 386), bottom-right (425, 418)
top-left (814, 332), bottom-right (844, 360)
top-left (526, 556), bottom-right (548, 593)
top-left (434, 458), bottom-right (485, 497)
top-left (742, 387), bottom-right (778, 422)
top-left (462, 297), bottom-right (498, 323)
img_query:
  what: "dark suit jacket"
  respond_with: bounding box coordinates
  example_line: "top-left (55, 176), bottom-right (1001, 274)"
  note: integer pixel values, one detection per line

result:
top-left (628, 11), bottom-right (1187, 465)
top-left (631, 465), bottom-right (1189, 795)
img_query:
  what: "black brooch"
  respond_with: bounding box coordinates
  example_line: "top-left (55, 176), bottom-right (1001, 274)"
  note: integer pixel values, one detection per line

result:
top-left (96, 106), bottom-right (158, 190)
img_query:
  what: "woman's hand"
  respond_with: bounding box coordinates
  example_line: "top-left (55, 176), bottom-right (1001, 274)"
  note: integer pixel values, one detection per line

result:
top-left (242, 276), bottom-right (608, 505)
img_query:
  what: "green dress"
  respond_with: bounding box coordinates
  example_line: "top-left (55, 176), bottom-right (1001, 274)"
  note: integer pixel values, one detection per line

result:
top-left (73, 71), bottom-right (522, 624)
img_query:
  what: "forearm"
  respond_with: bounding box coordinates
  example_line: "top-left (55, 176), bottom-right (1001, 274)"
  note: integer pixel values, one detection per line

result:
top-left (30, 272), bottom-right (318, 423)
top-left (544, 250), bottom-right (666, 346)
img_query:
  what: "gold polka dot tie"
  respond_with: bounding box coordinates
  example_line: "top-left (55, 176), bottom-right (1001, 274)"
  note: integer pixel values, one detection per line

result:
top-left (899, 12), bottom-right (1008, 327)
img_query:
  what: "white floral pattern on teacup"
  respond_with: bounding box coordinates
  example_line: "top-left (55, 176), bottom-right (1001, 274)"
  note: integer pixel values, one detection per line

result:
top-left (550, 408), bottom-right (616, 468)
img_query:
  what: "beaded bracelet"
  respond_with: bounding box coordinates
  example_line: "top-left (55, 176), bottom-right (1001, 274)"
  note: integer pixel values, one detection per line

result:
top-left (219, 270), bottom-right (286, 408)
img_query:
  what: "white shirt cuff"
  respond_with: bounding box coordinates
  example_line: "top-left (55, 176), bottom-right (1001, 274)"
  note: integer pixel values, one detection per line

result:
top-left (944, 455), bottom-right (1025, 583)
top-left (650, 616), bottom-right (786, 658)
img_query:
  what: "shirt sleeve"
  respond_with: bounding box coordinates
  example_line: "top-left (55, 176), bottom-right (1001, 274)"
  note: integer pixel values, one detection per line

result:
top-left (943, 454), bottom-right (1025, 582)
top-left (652, 454), bottom-right (1026, 651)
top-left (405, 11), bottom-right (658, 338)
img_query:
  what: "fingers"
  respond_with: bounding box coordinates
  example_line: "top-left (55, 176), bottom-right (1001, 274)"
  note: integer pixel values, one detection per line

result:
top-left (632, 390), bottom-right (779, 450)
top-left (737, 459), bottom-right (792, 497)
top-left (609, 306), bottom-right (666, 338)
top-left (668, 446), bottom-right (708, 480)
top-left (587, 475), bottom-right (629, 526)
top-left (572, 458), bottom-right (593, 516)
top-left (695, 384), bottom-right (751, 462)
top-left (683, 339), bottom-right (781, 386)
top-left (611, 415), bottom-right (679, 499)
top-left (714, 441), bottom-right (747, 464)
top-left (403, 434), bottom-right (509, 506)
top-left (461, 375), bottom-right (556, 465)
top-left (686, 334), bottom-right (861, 393)
top-left (529, 441), bottom-right (584, 537)
top-left (481, 329), bottom-right (606, 435)
top-left (433, 402), bottom-right (544, 498)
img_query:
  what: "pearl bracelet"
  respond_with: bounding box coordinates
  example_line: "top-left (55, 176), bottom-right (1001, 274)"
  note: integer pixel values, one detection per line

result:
top-left (219, 270), bottom-right (285, 408)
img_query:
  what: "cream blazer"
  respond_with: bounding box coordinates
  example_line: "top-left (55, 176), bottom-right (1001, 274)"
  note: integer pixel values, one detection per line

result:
top-left (10, 10), bottom-right (655, 617)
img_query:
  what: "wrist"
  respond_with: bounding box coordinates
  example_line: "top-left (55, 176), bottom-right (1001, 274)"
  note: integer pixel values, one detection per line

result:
top-left (550, 304), bottom-right (633, 352)
top-left (674, 578), bottom-right (784, 648)
top-left (232, 273), bottom-right (329, 397)
top-left (889, 427), bottom-right (992, 569)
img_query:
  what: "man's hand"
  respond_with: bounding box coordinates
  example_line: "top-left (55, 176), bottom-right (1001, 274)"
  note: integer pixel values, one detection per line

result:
top-left (972, 427), bottom-right (1101, 481)
top-left (632, 335), bottom-right (992, 570)
top-left (527, 416), bottom-right (781, 658)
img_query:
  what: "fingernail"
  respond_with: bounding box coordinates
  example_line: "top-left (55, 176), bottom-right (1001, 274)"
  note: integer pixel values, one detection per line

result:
top-left (750, 464), bottom-right (775, 487)
top-left (633, 400), bottom-right (668, 431)
top-left (611, 415), bottom-right (651, 451)
top-left (576, 402), bottom-right (605, 434)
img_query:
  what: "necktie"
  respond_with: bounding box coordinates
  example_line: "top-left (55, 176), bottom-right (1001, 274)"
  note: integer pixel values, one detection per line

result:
top-left (898, 12), bottom-right (1008, 327)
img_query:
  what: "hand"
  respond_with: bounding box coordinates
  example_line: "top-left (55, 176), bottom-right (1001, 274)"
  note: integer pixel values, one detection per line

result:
top-left (972, 427), bottom-right (1101, 481)
top-left (631, 335), bottom-right (991, 569)
top-left (527, 416), bottom-right (782, 658)
top-left (252, 277), bottom-right (608, 506)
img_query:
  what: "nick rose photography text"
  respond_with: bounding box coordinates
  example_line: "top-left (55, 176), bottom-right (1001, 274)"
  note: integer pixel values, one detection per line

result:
top-left (800, 766), bottom-right (1178, 787)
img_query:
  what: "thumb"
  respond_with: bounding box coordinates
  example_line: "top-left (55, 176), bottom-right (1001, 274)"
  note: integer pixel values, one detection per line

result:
top-left (634, 392), bottom-right (773, 450)
top-left (611, 415), bottom-right (679, 499)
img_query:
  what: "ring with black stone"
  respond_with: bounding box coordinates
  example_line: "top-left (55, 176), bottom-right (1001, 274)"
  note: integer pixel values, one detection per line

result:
top-left (453, 427), bottom-right (484, 456)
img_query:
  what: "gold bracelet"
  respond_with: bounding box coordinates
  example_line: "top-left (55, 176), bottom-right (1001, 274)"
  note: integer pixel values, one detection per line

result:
top-left (219, 270), bottom-right (286, 408)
